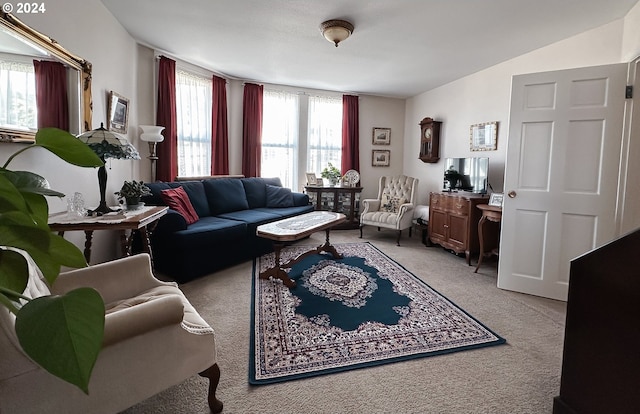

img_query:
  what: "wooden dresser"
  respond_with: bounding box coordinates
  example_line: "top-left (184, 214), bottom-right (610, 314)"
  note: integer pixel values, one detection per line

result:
top-left (428, 192), bottom-right (489, 264)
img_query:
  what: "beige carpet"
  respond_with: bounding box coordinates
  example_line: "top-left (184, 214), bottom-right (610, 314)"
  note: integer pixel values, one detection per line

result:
top-left (122, 229), bottom-right (566, 414)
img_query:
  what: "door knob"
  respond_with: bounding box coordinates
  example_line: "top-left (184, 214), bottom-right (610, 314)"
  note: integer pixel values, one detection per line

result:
top-left (508, 191), bottom-right (517, 198)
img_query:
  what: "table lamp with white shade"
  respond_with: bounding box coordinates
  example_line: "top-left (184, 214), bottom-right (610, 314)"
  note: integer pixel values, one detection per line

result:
top-left (139, 125), bottom-right (165, 182)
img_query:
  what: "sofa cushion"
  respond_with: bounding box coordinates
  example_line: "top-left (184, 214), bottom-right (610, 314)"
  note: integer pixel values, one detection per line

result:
top-left (168, 181), bottom-right (210, 217)
top-left (143, 182), bottom-right (172, 206)
top-left (265, 185), bottom-right (294, 208)
top-left (161, 187), bottom-right (199, 225)
top-left (253, 205), bottom-right (315, 219)
top-left (217, 209), bottom-right (281, 232)
top-left (241, 177), bottom-right (283, 209)
top-left (203, 178), bottom-right (250, 215)
top-left (173, 217), bottom-right (247, 249)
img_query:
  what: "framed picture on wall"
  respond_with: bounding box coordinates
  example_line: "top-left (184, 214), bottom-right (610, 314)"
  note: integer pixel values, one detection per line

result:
top-left (372, 150), bottom-right (390, 167)
top-left (372, 127), bottom-right (391, 145)
top-left (108, 91), bottom-right (129, 134)
top-left (470, 121), bottom-right (498, 151)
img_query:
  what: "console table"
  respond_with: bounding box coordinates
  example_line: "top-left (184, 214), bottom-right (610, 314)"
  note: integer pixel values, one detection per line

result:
top-left (49, 206), bottom-right (168, 263)
top-left (474, 204), bottom-right (502, 273)
top-left (304, 185), bottom-right (362, 229)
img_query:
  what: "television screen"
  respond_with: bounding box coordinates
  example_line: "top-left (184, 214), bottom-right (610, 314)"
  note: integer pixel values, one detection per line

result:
top-left (443, 157), bottom-right (489, 193)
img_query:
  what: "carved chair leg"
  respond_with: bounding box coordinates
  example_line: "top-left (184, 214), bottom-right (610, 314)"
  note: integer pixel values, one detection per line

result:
top-left (409, 227), bottom-right (412, 237)
top-left (396, 230), bottom-right (401, 246)
top-left (199, 363), bottom-right (223, 413)
top-left (359, 225), bottom-right (363, 238)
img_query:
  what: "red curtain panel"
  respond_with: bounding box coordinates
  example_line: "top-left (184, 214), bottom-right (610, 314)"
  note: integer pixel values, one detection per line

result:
top-left (33, 60), bottom-right (69, 130)
top-left (242, 83), bottom-right (263, 178)
top-left (341, 94), bottom-right (360, 173)
top-left (156, 56), bottom-right (178, 182)
top-left (212, 75), bottom-right (229, 175)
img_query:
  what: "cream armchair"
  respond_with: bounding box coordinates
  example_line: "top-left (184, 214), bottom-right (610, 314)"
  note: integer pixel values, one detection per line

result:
top-left (359, 175), bottom-right (418, 246)
top-left (0, 253), bottom-right (222, 414)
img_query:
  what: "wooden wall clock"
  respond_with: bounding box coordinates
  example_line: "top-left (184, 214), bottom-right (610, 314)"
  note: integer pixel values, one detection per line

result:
top-left (419, 117), bottom-right (441, 163)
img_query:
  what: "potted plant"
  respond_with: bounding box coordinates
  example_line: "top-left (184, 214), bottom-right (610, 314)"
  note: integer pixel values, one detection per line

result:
top-left (321, 163), bottom-right (341, 187)
top-left (114, 180), bottom-right (151, 209)
top-left (0, 127), bottom-right (105, 393)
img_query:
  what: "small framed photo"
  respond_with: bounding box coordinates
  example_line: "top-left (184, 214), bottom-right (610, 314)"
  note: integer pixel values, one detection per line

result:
top-left (372, 150), bottom-right (390, 167)
top-left (108, 91), bottom-right (129, 134)
top-left (305, 172), bottom-right (318, 185)
top-left (372, 127), bottom-right (391, 145)
top-left (489, 193), bottom-right (504, 207)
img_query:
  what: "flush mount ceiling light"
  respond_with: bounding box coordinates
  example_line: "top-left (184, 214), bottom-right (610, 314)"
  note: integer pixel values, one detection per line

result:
top-left (319, 19), bottom-right (354, 47)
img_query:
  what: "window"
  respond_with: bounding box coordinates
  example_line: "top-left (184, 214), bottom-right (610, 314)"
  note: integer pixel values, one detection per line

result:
top-left (261, 89), bottom-right (299, 189)
top-left (261, 90), bottom-right (341, 189)
top-left (0, 59), bottom-right (36, 131)
top-left (176, 69), bottom-right (212, 177)
top-left (307, 95), bottom-right (342, 176)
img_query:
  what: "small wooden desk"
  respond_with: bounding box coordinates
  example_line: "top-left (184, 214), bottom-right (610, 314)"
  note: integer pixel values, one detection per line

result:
top-left (256, 211), bottom-right (347, 288)
top-left (49, 206), bottom-right (168, 263)
top-left (474, 204), bottom-right (502, 273)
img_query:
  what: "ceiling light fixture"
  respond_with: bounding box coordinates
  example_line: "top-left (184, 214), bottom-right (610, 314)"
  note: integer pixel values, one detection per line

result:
top-left (319, 19), bottom-right (354, 47)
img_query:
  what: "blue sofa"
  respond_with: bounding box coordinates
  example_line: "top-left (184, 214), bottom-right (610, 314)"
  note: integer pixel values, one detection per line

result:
top-left (142, 177), bottom-right (314, 282)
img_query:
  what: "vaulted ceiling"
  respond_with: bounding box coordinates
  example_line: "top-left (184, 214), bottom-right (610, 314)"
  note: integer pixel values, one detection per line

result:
top-left (101, 0), bottom-right (638, 99)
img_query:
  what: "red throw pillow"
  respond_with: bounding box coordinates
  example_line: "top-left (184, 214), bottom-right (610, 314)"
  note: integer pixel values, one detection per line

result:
top-left (160, 186), bottom-right (199, 225)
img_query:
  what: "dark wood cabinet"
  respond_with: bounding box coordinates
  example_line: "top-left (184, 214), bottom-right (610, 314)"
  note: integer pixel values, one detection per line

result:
top-left (428, 192), bottom-right (489, 264)
top-left (553, 229), bottom-right (640, 414)
top-left (305, 186), bottom-right (362, 229)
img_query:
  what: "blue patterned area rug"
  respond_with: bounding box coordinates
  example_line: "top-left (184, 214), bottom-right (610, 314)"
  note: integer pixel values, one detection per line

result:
top-left (249, 242), bottom-right (505, 385)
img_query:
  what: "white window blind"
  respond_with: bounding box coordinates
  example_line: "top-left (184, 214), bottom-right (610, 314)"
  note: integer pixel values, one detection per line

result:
top-left (0, 60), bottom-right (36, 131)
top-left (176, 69), bottom-right (212, 177)
top-left (307, 95), bottom-right (342, 176)
top-left (261, 89), bottom-right (299, 189)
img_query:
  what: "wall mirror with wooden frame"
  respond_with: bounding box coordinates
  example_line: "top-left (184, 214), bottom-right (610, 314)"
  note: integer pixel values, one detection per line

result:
top-left (0, 12), bottom-right (92, 143)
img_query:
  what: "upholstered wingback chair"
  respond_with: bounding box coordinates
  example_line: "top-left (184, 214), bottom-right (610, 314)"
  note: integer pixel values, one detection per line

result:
top-left (359, 175), bottom-right (418, 246)
top-left (0, 253), bottom-right (222, 414)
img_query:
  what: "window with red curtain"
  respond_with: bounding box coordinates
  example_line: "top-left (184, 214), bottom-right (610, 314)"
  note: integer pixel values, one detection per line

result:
top-left (33, 60), bottom-right (69, 130)
top-left (156, 56), bottom-right (178, 182)
top-left (341, 94), bottom-right (359, 173)
top-left (212, 75), bottom-right (229, 175)
top-left (242, 83), bottom-right (263, 178)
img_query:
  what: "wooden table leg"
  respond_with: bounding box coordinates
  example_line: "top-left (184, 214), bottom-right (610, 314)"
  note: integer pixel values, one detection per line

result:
top-left (83, 230), bottom-right (94, 264)
top-left (318, 228), bottom-right (343, 259)
top-left (119, 230), bottom-right (129, 257)
top-left (475, 215), bottom-right (487, 273)
top-left (260, 243), bottom-right (296, 288)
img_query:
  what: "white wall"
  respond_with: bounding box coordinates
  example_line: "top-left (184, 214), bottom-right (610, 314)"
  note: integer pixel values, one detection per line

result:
top-left (404, 19), bottom-right (627, 206)
top-left (622, 1), bottom-right (640, 61)
top-left (358, 95), bottom-right (405, 199)
top-left (0, 0), bottom-right (140, 264)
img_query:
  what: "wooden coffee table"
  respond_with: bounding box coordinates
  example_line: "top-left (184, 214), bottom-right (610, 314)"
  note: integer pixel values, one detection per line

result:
top-left (256, 211), bottom-right (347, 288)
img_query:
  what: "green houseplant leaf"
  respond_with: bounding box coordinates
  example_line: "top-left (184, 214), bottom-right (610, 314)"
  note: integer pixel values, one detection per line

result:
top-left (0, 127), bottom-right (106, 393)
top-left (15, 287), bottom-right (105, 394)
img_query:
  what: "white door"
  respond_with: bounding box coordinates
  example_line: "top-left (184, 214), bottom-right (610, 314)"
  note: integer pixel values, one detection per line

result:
top-left (498, 63), bottom-right (628, 301)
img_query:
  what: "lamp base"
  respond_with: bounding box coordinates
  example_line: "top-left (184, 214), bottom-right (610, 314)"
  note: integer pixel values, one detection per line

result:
top-left (89, 201), bottom-right (118, 215)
